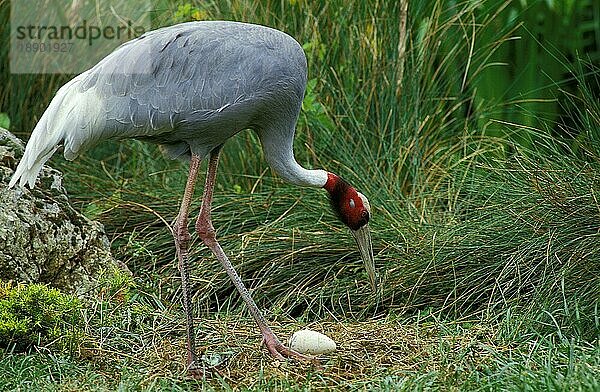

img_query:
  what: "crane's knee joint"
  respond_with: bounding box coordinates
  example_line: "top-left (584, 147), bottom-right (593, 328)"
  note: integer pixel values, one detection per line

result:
top-left (173, 219), bottom-right (191, 244)
top-left (195, 219), bottom-right (216, 246)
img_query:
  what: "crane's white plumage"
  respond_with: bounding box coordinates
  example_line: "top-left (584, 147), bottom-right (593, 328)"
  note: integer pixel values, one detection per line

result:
top-left (9, 76), bottom-right (105, 188)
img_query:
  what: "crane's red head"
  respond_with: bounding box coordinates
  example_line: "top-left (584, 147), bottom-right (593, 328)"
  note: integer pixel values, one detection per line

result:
top-left (324, 173), bottom-right (370, 230)
top-left (324, 172), bottom-right (375, 290)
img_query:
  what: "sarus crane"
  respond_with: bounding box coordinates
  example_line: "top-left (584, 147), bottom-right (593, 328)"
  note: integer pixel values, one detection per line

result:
top-left (9, 21), bottom-right (375, 375)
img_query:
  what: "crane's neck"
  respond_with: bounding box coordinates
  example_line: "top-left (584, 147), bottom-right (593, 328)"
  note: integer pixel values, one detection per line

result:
top-left (259, 127), bottom-right (328, 188)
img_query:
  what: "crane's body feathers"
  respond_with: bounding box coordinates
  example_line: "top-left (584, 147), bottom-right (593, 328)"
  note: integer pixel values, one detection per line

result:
top-left (10, 21), bottom-right (324, 188)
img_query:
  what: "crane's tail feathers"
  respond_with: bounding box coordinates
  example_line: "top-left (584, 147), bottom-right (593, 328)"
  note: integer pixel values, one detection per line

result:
top-left (8, 79), bottom-right (82, 189)
top-left (8, 115), bottom-right (65, 189)
top-left (9, 146), bottom-right (60, 188)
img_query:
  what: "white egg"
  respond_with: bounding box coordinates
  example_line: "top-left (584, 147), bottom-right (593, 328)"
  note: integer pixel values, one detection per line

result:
top-left (289, 329), bottom-right (337, 355)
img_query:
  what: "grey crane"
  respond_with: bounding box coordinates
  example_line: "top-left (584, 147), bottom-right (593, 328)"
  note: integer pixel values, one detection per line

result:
top-left (9, 21), bottom-right (375, 375)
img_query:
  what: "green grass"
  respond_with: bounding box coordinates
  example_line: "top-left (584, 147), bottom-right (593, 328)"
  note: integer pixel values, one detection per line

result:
top-left (1, 0), bottom-right (600, 389)
top-left (1, 276), bottom-right (599, 391)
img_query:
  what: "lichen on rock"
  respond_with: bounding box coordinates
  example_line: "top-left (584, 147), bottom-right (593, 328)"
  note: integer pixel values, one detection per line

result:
top-left (0, 128), bottom-right (124, 294)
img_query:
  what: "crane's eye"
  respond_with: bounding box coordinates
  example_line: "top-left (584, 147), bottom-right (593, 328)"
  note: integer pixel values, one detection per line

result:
top-left (349, 199), bottom-right (356, 208)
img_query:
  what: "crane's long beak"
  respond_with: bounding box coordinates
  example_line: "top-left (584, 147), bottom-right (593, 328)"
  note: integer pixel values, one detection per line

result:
top-left (351, 224), bottom-right (376, 292)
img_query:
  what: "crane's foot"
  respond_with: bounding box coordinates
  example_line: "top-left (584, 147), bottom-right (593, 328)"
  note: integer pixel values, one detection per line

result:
top-left (262, 332), bottom-right (319, 365)
top-left (186, 365), bottom-right (206, 380)
top-left (185, 356), bottom-right (205, 379)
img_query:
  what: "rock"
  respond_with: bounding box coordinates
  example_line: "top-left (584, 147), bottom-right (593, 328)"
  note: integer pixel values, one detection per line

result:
top-left (0, 128), bottom-right (125, 294)
top-left (289, 329), bottom-right (337, 355)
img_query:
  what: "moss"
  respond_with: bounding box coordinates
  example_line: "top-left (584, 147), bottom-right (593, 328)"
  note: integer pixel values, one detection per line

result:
top-left (0, 281), bottom-right (82, 352)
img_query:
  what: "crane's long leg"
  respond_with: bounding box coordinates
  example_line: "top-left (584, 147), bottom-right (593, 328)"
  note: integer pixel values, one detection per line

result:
top-left (195, 146), bottom-right (316, 364)
top-left (173, 154), bottom-right (203, 376)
